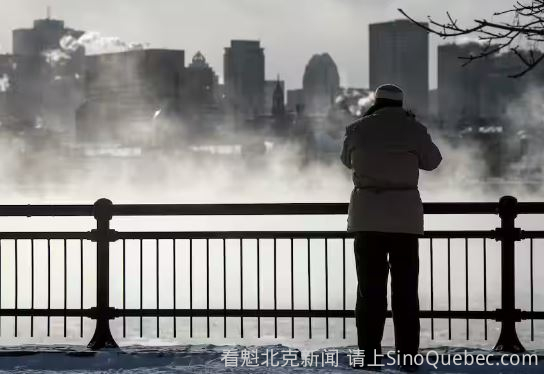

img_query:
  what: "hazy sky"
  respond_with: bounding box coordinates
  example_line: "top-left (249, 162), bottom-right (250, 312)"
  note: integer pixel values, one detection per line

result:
top-left (1, 0), bottom-right (516, 89)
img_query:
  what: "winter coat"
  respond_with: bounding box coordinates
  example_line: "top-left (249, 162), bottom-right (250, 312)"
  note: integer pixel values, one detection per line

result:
top-left (341, 106), bottom-right (442, 235)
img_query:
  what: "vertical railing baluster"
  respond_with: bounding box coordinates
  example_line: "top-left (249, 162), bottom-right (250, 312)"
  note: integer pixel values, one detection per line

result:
top-left (156, 239), bottom-right (160, 338)
top-left (47, 239), bottom-right (51, 337)
top-left (325, 238), bottom-right (329, 339)
top-left (223, 238), bottom-right (226, 338)
top-left (307, 238), bottom-right (311, 339)
top-left (465, 238), bottom-right (469, 340)
top-left (31, 239), bottom-right (34, 338)
top-left (483, 238), bottom-right (488, 340)
top-left (0, 240), bottom-right (2, 336)
top-left (173, 239), bottom-right (176, 338)
top-left (80, 239), bottom-right (84, 338)
top-left (290, 238), bottom-right (294, 339)
top-left (530, 238), bottom-right (534, 342)
top-left (257, 239), bottom-right (260, 338)
top-left (274, 238), bottom-right (277, 339)
top-left (239, 238), bottom-right (243, 338)
top-left (207, 238), bottom-right (210, 338)
top-left (342, 238), bottom-right (346, 340)
top-left (140, 239), bottom-right (143, 338)
top-left (64, 239), bottom-right (67, 338)
top-left (14, 240), bottom-right (18, 337)
top-left (447, 238), bottom-right (451, 340)
top-left (430, 238), bottom-right (434, 340)
top-left (122, 239), bottom-right (126, 338)
top-left (189, 239), bottom-right (193, 338)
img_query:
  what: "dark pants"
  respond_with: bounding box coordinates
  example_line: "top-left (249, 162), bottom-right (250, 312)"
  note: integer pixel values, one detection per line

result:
top-left (354, 231), bottom-right (420, 362)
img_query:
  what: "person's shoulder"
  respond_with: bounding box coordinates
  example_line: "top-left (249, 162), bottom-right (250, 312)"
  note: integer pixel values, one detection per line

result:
top-left (346, 115), bottom-right (374, 134)
top-left (411, 118), bottom-right (429, 133)
top-left (401, 110), bottom-right (427, 131)
top-left (345, 119), bottom-right (360, 135)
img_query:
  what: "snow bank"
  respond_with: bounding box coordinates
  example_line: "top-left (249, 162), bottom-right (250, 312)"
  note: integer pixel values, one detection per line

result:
top-left (0, 345), bottom-right (541, 373)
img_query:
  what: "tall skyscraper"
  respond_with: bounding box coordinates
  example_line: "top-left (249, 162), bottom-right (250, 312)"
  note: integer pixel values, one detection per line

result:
top-left (437, 43), bottom-right (488, 124)
top-left (13, 18), bottom-right (84, 56)
top-left (369, 19), bottom-right (429, 116)
top-left (224, 40), bottom-right (265, 116)
top-left (79, 49), bottom-right (185, 144)
top-left (302, 53), bottom-right (340, 115)
top-left (184, 51), bottom-right (217, 108)
top-left (438, 44), bottom-right (544, 127)
top-left (10, 16), bottom-right (85, 137)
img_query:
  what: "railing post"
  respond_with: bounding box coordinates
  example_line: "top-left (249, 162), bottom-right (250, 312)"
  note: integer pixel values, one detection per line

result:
top-left (88, 198), bottom-right (118, 350)
top-left (493, 196), bottom-right (525, 353)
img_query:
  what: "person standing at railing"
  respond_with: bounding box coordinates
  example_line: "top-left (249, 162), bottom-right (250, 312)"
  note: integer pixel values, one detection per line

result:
top-left (341, 84), bottom-right (442, 371)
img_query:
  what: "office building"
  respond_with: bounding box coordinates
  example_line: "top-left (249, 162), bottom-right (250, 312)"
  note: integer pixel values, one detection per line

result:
top-left (302, 53), bottom-right (340, 115)
top-left (78, 49), bottom-right (185, 144)
top-left (369, 19), bottom-right (429, 116)
top-left (224, 40), bottom-right (265, 116)
top-left (184, 51), bottom-right (217, 109)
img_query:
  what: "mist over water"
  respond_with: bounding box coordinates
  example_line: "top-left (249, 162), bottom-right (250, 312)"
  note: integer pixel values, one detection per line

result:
top-left (0, 135), bottom-right (543, 352)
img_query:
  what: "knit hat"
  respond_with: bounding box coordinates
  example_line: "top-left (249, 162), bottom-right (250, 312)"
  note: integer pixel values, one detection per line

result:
top-left (375, 84), bottom-right (404, 102)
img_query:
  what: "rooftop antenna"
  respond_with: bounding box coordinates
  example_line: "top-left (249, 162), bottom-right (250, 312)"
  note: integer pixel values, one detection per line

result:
top-left (46, 5), bottom-right (51, 19)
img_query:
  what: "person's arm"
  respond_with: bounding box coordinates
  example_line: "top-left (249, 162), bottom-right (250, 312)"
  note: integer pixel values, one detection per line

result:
top-left (416, 123), bottom-right (442, 171)
top-left (340, 125), bottom-right (353, 169)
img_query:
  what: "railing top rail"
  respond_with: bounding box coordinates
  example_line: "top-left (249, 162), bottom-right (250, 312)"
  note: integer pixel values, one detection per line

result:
top-left (113, 202), bottom-right (503, 216)
top-left (0, 200), bottom-right (543, 217)
top-left (0, 205), bottom-right (93, 217)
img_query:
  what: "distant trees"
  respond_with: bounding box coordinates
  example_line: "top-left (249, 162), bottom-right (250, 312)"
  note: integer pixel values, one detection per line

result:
top-left (400, 1), bottom-right (544, 77)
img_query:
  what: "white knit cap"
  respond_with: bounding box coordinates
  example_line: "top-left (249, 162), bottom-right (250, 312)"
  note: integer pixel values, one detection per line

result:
top-left (375, 84), bottom-right (404, 102)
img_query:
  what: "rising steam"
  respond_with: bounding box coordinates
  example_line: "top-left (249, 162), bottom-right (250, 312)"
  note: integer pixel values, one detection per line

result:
top-left (0, 73), bottom-right (10, 92)
top-left (42, 31), bottom-right (150, 66)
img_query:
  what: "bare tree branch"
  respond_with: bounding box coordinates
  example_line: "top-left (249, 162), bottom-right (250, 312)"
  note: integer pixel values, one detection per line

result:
top-left (399, 1), bottom-right (544, 78)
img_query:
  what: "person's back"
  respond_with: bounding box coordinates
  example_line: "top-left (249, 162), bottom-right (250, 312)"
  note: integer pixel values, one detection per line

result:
top-left (341, 84), bottom-right (442, 371)
top-left (342, 105), bottom-right (441, 235)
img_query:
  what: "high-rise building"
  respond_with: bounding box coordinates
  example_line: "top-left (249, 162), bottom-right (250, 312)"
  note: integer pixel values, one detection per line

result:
top-left (480, 51), bottom-right (542, 120)
top-left (369, 19), bottom-right (429, 116)
top-left (438, 44), bottom-right (544, 128)
top-left (78, 49), bottom-right (185, 144)
top-left (302, 53), bottom-right (340, 115)
top-left (437, 43), bottom-right (488, 124)
top-left (224, 40), bottom-right (265, 116)
top-left (10, 16), bottom-right (86, 137)
top-left (265, 78), bottom-right (285, 115)
top-left (13, 18), bottom-right (84, 56)
top-left (184, 51), bottom-right (217, 109)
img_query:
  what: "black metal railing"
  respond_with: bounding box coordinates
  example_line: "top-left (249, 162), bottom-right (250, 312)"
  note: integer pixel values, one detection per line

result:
top-left (0, 196), bottom-right (542, 352)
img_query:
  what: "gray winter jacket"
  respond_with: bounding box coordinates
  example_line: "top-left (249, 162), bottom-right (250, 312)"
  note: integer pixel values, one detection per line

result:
top-left (341, 106), bottom-right (442, 235)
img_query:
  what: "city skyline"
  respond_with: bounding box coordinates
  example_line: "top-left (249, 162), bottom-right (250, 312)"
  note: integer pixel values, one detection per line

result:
top-left (1, 0), bottom-right (517, 90)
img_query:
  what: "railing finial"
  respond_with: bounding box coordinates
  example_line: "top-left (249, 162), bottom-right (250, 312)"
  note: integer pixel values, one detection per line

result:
top-left (93, 198), bottom-right (113, 221)
top-left (498, 195), bottom-right (518, 220)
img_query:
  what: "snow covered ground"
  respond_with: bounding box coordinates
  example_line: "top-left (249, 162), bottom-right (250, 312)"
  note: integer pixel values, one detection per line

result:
top-left (0, 345), bottom-right (541, 373)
